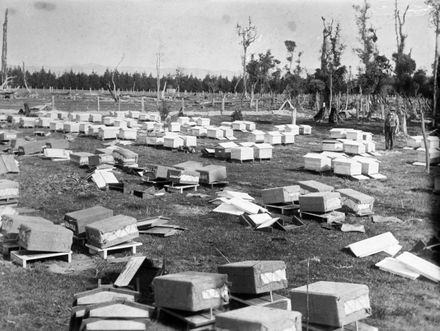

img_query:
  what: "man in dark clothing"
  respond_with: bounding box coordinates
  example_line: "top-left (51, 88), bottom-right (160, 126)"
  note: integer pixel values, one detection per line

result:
top-left (384, 109), bottom-right (399, 150)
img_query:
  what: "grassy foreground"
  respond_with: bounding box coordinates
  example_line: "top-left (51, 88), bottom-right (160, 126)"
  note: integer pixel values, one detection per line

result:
top-left (0, 110), bottom-right (439, 330)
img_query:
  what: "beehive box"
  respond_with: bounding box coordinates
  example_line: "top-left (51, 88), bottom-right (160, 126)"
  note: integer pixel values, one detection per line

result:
top-left (428, 136), bottom-right (440, 149)
top-left (232, 121), bottom-right (246, 131)
top-left (343, 141), bottom-right (366, 155)
top-left (333, 158), bottom-right (362, 176)
top-left (37, 117), bottom-right (51, 128)
top-left (57, 111), bottom-right (69, 120)
top-left (190, 126), bottom-right (207, 137)
top-left (346, 129), bottom-right (363, 141)
top-left (167, 169), bottom-right (200, 185)
top-left (220, 126), bottom-right (234, 139)
top-left (70, 152), bottom-right (94, 166)
top-left (103, 117), bottom-right (115, 126)
top-left (79, 122), bottom-right (92, 134)
top-left (114, 119), bottom-right (127, 128)
top-left (285, 124), bottom-right (299, 135)
top-left (218, 260), bottom-right (287, 294)
top-left (76, 113), bottom-right (90, 122)
top-left (64, 206), bottom-right (114, 235)
top-left (231, 147), bottom-right (254, 162)
top-left (290, 281), bottom-right (371, 327)
top-left (174, 160), bottom-right (204, 171)
top-left (363, 141), bottom-right (376, 153)
top-left (152, 271), bottom-right (229, 312)
top-left (19, 223), bottom-right (73, 252)
top-left (299, 192), bottom-right (342, 213)
top-left (168, 122), bottom-right (181, 132)
top-left (126, 119), bottom-right (138, 128)
top-left (303, 153), bottom-right (331, 172)
top-left (362, 132), bottom-right (373, 142)
top-left (143, 164), bottom-right (177, 180)
top-left (196, 165), bottom-right (227, 184)
top-left (181, 135), bottom-right (197, 147)
top-left (68, 113), bottom-right (79, 121)
top-left (261, 185), bottom-right (300, 204)
top-left (207, 127), bottom-right (224, 139)
top-left (118, 128), bottom-right (138, 140)
top-left (242, 121), bottom-right (256, 131)
top-left (250, 130), bottom-right (265, 143)
top-left (0, 131), bottom-right (17, 141)
top-left (215, 142), bottom-right (238, 159)
top-left (177, 116), bottom-right (189, 125)
top-left (129, 110), bottom-right (140, 119)
top-left (274, 125), bottom-right (286, 131)
top-left (87, 125), bottom-right (104, 137)
top-left (112, 148), bottom-right (138, 165)
top-left (11, 116), bottom-right (23, 126)
top-left (50, 121), bottom-right (64, 131)
top-left (64, 122), bottom-right (80, 133)
top-left (220, 122), bottom-right (232, 127)
top-left (197, 118), bottom-right (210, 126)
top-left (322, 140), bottom-right (343, 152)
top-left (145, 136), bottom-right (164, 146)
top-left (282, 132), bottom-right (295, 144)
top-left (337, 188), bottom-right (374, 215)
top-left (88, 154), bottom-right (115, 167)
top-left (85, 215), bottom-right (138, 248)
top-left (98, 127), bottom-right (119, 140)
top-left (264, 132), bottom-right (282, 145)
top-left (142, 121), bottom-right (155, 131)
top-left (215, 306), bottom-right (302, 331)
top-left (407, 136), bottom-right (423, 148)
top-left (89, 113), bottom-right (102, 123)
top-left (416, 148), bottom-right (440, 164)
top-left (254, 143), bottom-right (273, 160)
top-left (1, 215), bottom-right (52, 241)
top-left (352, 156), bottom-right (379, 175)
top-left (299, 125), bottom-right (311, 135)
top-left (329, 128), bottom-right (347, 139)
top-left (0, 179), bottom-right (19, 200)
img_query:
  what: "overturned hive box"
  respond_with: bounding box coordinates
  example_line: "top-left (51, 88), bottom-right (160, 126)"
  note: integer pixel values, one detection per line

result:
top-left (290, 281), bottom-right (371, 327)
top-left (218, 260), bottom-right (287, 294)
top-left (85, 215), bottom-right (138, 248)
top-left (337, 188), bottom-right (374, 215)
top-left (1, 215), bottom-right (53, 241)
top-left (152, 271), bottom-right (229, 312)
top-left (299, 192), bottom-right (342, 213)
top-left (216, 306), bottom-right (302, 331)
top-left (196, 165), bottom-right (227, 184)
top-left (112, 147), bottom-right (139, 165)
top-left (64, 206), bottom-right (114, 235)
top-left (19, 223), bottom-right (73, 252)
top-left (303, 153), bottom-right (331, 172)
top-left (261, 186), bottom-right (300, 205)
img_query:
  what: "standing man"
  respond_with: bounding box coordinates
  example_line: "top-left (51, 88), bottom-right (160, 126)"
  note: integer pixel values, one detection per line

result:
top-left (384, 109), bottom-right (399, 150)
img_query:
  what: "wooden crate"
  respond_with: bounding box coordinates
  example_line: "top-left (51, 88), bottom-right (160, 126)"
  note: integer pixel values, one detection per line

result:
top-left (333, 158), bottom-right (362, 176)
top-left (153, 271), bottom-right (229, 312)
top-left (299, 192), bottom-right (342, 213)
top-left (303, 153), bottom-right (332, 172)
top-left (64, 206), bottom-right (114, 235)
top-left (290, 281), bottom-right (371, 327)
top-left (217, 260), bottom-right (287, 294)
top-left (18, 223), bottom-right (73, 253)
top-left (337, 188), bottom-right (374, 215)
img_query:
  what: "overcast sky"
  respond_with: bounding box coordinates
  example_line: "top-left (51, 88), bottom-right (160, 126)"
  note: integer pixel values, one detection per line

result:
top-left (0, 0), bottom-right (435, 75)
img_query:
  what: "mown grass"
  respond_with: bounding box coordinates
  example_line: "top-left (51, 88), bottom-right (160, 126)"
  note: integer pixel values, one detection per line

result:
top-left (0, 97), bottom-right (439, 330)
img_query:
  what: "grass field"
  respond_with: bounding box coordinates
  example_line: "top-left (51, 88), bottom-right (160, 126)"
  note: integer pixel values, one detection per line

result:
top-left (0, 95), bottom-right (439, 331)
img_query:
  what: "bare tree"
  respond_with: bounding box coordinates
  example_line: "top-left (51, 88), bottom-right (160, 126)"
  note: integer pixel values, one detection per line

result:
top-left (426, 0), bottom-right (440, 126)
top-left (1, 8), bottom-right (7, 83)
top-left (156, 52), bottom-right (161, 104)
top-left (22, 61), bottom-right (30, 93)
top-left (394, 0), bottom-right (409, 56)
top-left (106, 54), bottom-right (124, 102)
top-left (236, 17), bottom-right (257, 98)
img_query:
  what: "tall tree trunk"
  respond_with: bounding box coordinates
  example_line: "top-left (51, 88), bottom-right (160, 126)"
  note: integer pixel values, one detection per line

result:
top-left (420, 110), bottom-right (430, 174)
top-left (1, 9), bottom-right (7, 83)
top-left (242, 48), bottom-right (248, 99)
top-left (433, 26), bottom-right (439, 127)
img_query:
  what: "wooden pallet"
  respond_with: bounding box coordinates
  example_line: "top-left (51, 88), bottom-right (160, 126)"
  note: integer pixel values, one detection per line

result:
top-left (157, 306), bottom-right (224, 330)
top-left (303, 321), bottom-right (377, 331)
top-left (164, 184), bottom-right (199, 194)
top-left (10, 250), bottom-right (72, 268)
top-left (265, 203), bottom-right (300, 215)
top-left (85, 241), bottom-right (142, 259)
top-left (201, 181), bottom-right (229, 189)
top-left (1, 241), bottom-right (20, 256)
top-left (0, 197), bottom-right (19, 206)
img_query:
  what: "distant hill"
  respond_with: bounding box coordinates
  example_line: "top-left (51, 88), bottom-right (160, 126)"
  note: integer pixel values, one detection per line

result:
top-left (14, 63), bottom-right (240, 79)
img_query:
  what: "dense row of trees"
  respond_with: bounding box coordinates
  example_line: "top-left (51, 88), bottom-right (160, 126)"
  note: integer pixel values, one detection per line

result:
top-left (0, 0), bottom-right (437, 110)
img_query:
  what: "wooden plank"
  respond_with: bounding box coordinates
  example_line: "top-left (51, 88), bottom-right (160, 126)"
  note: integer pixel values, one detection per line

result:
top-left (346, 232), bottom-right (399, 258)
top-left (375, 257), bottom-right (420, 280)
top-left (86, 241), bottom-right (142, 260)
top-left (114, 256), bottom-right (147, 287)
top-left (159, 307), bottom-right (219, 328)
top-left (395, 251), bottom-right (440, 282)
